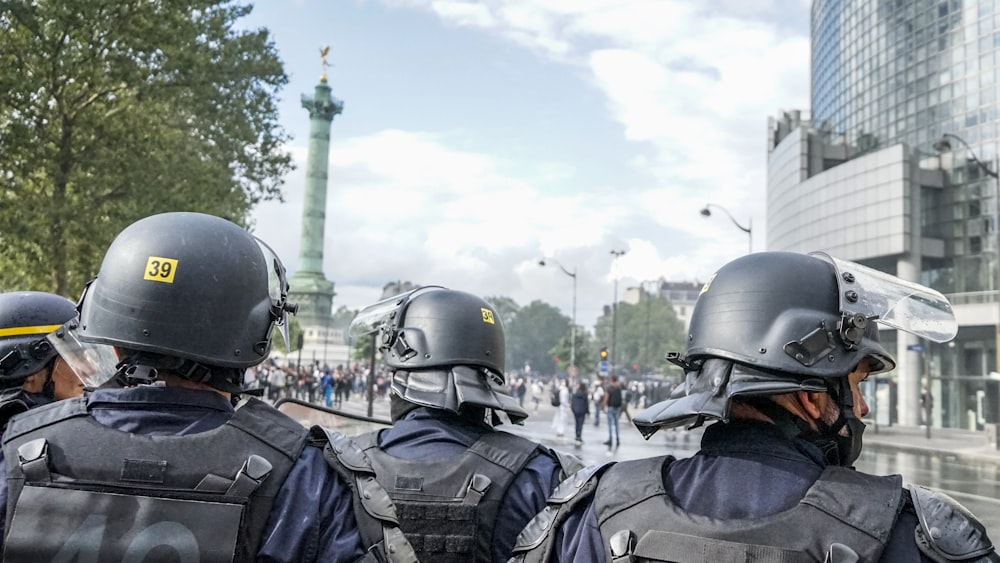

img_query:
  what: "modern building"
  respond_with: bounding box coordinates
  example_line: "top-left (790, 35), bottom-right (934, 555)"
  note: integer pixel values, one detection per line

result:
top-left (766, 0), bottom-right (1000, 430)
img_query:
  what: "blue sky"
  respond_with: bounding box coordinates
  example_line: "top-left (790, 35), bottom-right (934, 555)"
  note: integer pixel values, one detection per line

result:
top-left (246, 0), bottom-right (812, 330)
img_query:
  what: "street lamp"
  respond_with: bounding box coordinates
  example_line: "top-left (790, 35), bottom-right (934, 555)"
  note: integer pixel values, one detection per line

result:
top-left (538, 257), bottom-right (577, 369)
top-left (934, 132), bottom-right (1000, 437)
top-left (610, 249), bottom-right (627, 374)
top-left (700, 203), bottom-right (752, 254)
top-left (639, 279), bottom-right (661, 374)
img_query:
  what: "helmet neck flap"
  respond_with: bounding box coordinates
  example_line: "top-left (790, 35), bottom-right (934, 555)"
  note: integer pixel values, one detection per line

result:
top-left (389, 366), bottom-right (528, 426)
top-left (351, 286), bottom-right (524, 425)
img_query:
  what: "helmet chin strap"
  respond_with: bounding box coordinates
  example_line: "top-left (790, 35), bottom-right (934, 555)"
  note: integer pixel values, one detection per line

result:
top-left (797, 376), bottom-right (864, 467)
top-left (748, 376), bottom-right (864, 468)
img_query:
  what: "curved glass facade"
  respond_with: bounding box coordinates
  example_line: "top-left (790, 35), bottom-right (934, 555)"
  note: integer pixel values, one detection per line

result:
top-left (766, 1), bottom-right (1000, 430)
top-left (811, 0), bottom-right (999, 160)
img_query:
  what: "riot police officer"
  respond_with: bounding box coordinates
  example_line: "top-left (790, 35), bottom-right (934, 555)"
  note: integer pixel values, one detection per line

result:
top-left (510, 251), bottom-right (997, 562)
top-left (349, 286), bottom-right (583, 563)
top-left (0, 212), bottom-right (414, 562)
top-left (0, 292), bottom-right (85, 423)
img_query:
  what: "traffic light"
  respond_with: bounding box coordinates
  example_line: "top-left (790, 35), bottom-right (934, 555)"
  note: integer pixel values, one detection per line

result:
top-left (600, 347), bottom-right (608, 360)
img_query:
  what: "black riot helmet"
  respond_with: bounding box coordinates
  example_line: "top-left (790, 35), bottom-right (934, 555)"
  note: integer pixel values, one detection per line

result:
top-left (634, 252), bottom-right (957, 465)
top-left (686, 251), bottom-right (899, 378)
top-left (349, 286), bottom-right (527, 424)
top-left (0, 292), bottom-right (77, 386)
top-left (76, 212), bottom-right (296, 391)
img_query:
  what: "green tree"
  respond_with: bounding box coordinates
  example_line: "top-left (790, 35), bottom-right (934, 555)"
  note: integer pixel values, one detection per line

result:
top-left (331, 304), bottom-right (358, 328)
top-left (270, 316), bottom-right (303, 355)
top-left (547, 329), bottom-right (597, 376)
top-left (351, 333), bottom-right (377, 363)
top-left (594, 295), bottom-right (686, 378)
top-left (506, 300), bottom-right (570, 376)
top-left (0, 0), bottom-right (292, 295)
top-left (485, 295), bottom-right (520, 373)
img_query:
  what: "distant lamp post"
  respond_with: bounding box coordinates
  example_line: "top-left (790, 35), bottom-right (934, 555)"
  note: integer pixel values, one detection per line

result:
top-left (700, 203), bottom-right (752, 254)
top-left (539, 257), bottom-right (577, 369)
top-left (934, 133), bottom-right (1000, 430)
top-left (640, 279), bottom-right (660, 374)
top-left (610, 249), bottom-right (627, 374)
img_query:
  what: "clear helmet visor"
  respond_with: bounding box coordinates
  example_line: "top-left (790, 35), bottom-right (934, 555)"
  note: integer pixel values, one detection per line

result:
top-left (254, 237), bottom-right (295, 352)
top-left (815, 253), bottom-right (958, 343)
top-left (347, 286), bottom-right (443, 343)
top-left (46, 322), bottom-right (121, 388)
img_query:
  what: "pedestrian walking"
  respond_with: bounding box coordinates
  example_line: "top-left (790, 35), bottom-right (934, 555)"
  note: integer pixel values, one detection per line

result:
top-left (570, 382), bottom-right (589, 446)
top-left (602, 375), bottom-right (624, 448)
top-left (550, 378), bottom-right (570, 441)
top-left (591, 378), bottom-right (605, 427)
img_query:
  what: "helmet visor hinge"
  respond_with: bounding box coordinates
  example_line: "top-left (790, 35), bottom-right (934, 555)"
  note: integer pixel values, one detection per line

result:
top-left (838, 313), bottom-right (872, 350)
top-left (783, 325), bottom-right (836, 367)
top-left (392, 331), bottom-right (417, 362)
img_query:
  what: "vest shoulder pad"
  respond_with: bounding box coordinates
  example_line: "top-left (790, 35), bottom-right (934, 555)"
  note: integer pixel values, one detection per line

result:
top-left (909, 484), bottom-right (996, 561)
top-left (548, 448), bottom-right (585, 479)
top-left (310, 426), bottom-right (419, 563)
top-left (512, 462), bottom-right (615, 554)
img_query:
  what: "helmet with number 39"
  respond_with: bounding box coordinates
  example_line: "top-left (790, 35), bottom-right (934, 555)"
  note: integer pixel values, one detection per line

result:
top-left (73, 212), bottom-right (296, 391)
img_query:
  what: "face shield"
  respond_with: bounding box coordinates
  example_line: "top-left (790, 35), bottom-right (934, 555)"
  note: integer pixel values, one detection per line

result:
top-left (814, 253), bottom-right (958, 345)
top-left (46, 322), bottom-right (121, 388)
top-left (347, 286), bottom-right (443, 347)
top-left (255, 237), bottom-right (297, 353)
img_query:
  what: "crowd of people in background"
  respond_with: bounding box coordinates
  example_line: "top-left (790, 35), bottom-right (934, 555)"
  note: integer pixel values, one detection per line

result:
top-left (250, 356), bottom-right (681, 427)
top-left (245, 360), bottom-right (392, 406)
top-left (496, 371), bottom-right (678, 449)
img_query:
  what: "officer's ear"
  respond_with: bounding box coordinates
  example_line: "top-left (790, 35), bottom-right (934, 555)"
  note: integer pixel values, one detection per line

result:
top-left (796, 390), bottom-right (825, 422)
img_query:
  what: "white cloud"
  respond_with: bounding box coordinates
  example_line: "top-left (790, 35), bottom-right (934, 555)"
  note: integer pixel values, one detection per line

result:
top-left (252, 0), bottom-right (812, 332)
top-left (431, 1), bottom-right (497, 28)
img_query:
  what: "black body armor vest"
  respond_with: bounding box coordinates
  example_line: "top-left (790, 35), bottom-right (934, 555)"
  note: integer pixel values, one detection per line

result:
top-left (355, 428), bottom-right (540, 563)
top-left (513, 457), bottom-right (906, 563)
top-left (2, 396), bottom-right (306, 562)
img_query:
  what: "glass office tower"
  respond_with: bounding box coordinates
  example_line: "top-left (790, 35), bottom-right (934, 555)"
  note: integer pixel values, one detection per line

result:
top-left (768, 0), bottom-right (1000, 431)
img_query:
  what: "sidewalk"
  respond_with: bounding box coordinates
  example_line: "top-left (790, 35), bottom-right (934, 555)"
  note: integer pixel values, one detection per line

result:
top-left (863, 422), bottom-right (1000, 465)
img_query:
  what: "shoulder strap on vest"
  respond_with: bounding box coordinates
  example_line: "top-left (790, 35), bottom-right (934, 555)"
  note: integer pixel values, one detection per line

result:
top-left (310, 425), bottom-right (418, 563)
top-left (3, 395), bottom-right (88, 442)
top-left (509, 462), bottom-right (617, 562)
top-left (468, 429), bottom-right (540, 473)
top-left (230, 397), bottom-right (310, 461)
top-left (354, 429), bottom-right (380, 451)
top-left (542, 446), bottom-right (584, 479)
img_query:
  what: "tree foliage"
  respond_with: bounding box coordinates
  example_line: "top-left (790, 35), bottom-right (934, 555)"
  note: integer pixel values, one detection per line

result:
top-left (0, 0), bottom-right (292, 296)
top-left (337, 291), bottom-right (687, 381)
top-left (593, 294), bottom-right (686, 378)
top-left (505, 300), bottom-right (570, 376)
